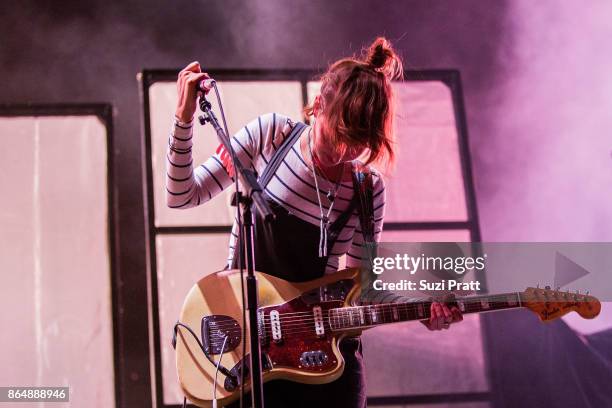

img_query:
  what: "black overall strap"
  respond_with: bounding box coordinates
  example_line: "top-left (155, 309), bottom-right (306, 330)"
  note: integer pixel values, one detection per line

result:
top-left (326, 197), bottom-right (357, 247)
top-left (351, 161), bottom-right (376, 244)
top-left (258, 121), bottom-right (307, 188)
top-left (351, 161), bottom-right (377, 266)
top-left (328, 161), bottom-right (378, 266)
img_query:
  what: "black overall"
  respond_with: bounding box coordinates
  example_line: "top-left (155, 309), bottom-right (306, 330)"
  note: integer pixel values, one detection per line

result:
top-left (227, 123), bottom-right (367, 408)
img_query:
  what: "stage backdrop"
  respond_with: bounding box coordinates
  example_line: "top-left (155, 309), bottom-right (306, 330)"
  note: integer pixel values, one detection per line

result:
top-left (0, 109), bottom-right (116, 408)
top-left (141, 70), bottom-right (486, 407)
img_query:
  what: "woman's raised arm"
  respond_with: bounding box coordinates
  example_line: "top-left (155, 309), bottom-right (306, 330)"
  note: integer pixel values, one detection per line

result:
top-left (165, 62), bottom-right (261, 209)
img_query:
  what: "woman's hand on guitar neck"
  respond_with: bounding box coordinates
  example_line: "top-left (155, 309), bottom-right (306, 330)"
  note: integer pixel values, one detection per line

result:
top-left (422, 300), bottom-right (463, 331)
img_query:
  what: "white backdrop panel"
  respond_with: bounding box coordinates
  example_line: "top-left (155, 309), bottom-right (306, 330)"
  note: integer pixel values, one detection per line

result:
top-left (363, 313), bottom-right (488, 396)
top-left (382, 229), bottom-right (471, 242)
top-left (156, 233), bottom-right (230, 404)
top-left (0, 116), bottom-right (114, 407)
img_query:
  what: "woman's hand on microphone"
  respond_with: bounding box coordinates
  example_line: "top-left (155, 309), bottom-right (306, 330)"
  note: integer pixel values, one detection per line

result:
top-left (175, 61), bottom-right (211, 123)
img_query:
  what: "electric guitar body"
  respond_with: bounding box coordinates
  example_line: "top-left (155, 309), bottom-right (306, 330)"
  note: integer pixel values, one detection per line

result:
top-left (175, 268), bottom-right (600, 407)
top-left (176, 268), bottom-right (363, 408)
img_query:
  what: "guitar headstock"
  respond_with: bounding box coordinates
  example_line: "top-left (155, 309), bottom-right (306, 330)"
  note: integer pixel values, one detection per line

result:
top-left (522, 286), bottom-right (601, 322)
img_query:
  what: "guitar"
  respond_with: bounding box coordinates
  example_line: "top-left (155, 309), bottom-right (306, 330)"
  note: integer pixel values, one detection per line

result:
top-left (174, 268), bottom-right (601, 407)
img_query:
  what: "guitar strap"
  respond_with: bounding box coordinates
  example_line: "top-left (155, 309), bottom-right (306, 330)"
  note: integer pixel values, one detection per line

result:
top-left (351, 162), bottom-right (376, 244)
top-left (350, 161), bottom-right (378, 268)
top-left (258, 121), bottom-right (307, 188)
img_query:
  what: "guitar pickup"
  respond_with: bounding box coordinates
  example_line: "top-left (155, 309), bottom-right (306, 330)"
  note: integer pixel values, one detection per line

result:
top-left (270, 310), bottom-right (282, 342)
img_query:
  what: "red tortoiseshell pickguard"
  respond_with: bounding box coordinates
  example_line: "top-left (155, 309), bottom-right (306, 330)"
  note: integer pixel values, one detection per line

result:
top-left (261, 297), bottom-right (345, 372)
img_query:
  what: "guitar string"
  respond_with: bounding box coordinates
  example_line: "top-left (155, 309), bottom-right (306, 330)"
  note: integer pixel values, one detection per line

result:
top-left (207, 303), bottom-right (520, 338)
top-left (207, 301), bottom-right (580, 344)
top-left (205, 293), bottom-right (585, 334)
top-left (206, 299), bottom-right (530, 341)
top-left (208, 325), bottom-right (337, 341)
top-left (204, 296), bottom-right (526, 330)
top-left (199, 288), bottom-right (580, 332)
top-left (206, 303), bottom-right (525, 334)
top-left (208, 317), bottom-right (459, 341)
top-left (208, 309), bottom-right (489, 341)
top-left (206, 295), bottom-right (523, 328)
top-left (220, 293), bottom-right (532, 320)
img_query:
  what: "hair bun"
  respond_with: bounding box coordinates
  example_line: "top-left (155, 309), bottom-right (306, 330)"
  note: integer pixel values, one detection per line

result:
top-left (364, 37), bottom-right (403, 81)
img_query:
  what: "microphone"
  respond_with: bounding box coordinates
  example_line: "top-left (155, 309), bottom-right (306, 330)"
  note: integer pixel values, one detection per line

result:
top-left (197, 78), bottom-right (216, 94)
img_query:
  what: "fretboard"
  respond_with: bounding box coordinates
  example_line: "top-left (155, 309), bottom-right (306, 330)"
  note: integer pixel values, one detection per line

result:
top-left (328, 292), bottom-right (523, 331)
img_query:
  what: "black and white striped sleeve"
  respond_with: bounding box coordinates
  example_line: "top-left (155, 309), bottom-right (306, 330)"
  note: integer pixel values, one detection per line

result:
top-left (165, 116), bottom-right (261, 209)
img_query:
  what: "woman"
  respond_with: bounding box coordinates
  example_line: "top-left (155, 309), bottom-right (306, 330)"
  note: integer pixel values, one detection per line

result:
top-left (167, 37), bottom-right (462, 408)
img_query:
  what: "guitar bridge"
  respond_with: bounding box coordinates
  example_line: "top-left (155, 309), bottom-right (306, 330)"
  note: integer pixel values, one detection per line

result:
top-left (201, 315), bottom-right (241, 355)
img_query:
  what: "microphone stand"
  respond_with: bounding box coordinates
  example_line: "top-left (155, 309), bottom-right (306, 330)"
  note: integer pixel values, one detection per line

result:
top-left (198, 90), bottom-right (271, 408)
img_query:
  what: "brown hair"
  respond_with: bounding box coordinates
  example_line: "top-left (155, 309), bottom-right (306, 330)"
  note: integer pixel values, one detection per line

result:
top-left (304, 37), bottom-right (403, 169)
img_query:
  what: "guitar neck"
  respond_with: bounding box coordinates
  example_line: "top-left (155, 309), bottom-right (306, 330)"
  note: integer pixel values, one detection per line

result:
top-left (329, 292), bottom-right (524, 331)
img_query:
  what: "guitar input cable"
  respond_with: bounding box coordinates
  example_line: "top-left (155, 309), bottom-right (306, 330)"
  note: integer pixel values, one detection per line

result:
top-left (171, 321), bottom-right (235, 381)
top-left (213, 335), bottom-right (230, 408)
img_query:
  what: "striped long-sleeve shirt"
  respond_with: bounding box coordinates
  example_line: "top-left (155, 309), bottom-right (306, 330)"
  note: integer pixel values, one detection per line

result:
top-left (165, 112), bottom-right (386, 275)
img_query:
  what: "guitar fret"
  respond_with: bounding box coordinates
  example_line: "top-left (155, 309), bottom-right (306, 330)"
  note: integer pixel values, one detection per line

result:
top-left (350, 308), bottom-right (359, 326)
top-left (392, 305), bottom-right (399, 321)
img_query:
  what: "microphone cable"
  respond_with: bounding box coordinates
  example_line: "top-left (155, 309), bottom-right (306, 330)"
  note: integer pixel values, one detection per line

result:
top-left (213, 335), bottom-right (230, 408)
